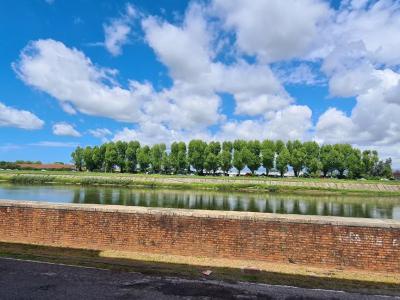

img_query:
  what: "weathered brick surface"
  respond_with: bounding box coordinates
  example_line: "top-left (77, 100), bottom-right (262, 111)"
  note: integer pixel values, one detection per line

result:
top-left (0, 201), bottom-right (399, 272)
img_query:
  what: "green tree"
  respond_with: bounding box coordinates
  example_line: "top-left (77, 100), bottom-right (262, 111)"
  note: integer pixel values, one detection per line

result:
top-left (276, 147), bottom-right (290, 177)
top-left (233, 139), bottom-right (247, 152)
top-left (150, 143), bottom-right (166, 173)
top-left (204, 142), bottom-right (221, 175)
top-left (243, 141), bottom-right (261, 175)
top-left (261, 140), bottom-right (275, 176)
top-left (170, 142), bottom-right (188, 174)
top-left (125, 141), bottom-right (140, 173)
top-left (161, 152), bottom-right (172, 174)
top-left (92, 146), bottom-right (104, 171)
top-left (307, 157), bottom-right (322, 177)
top-left (333, 144), bottom-right (353, 178)
top-left (275, 140), bottom-right (285, 154)
top-left (362, 150), bottom-right (379, 177)
top-left (188, 140), bottom-right (208, 174)
top-left (218, 150), bottom-right (232, 175)
top-left (115, 141), bottom-right (128, 173)
top-left (204, 152), bottom-right (220, 175)
top-left (303, 141), bottom-right (320, 175)
top-left (233, 150), bottom-right (245, 175)
top-left (347, 149), bottom-right (363, 179)
top-left (104, 143), bottom-right (118, 172)
top-left (222, 141), bottom-right (233, 152)
top-left (137, 145), bottom-right (150, 172)
top-left (320, 145), bottom-right (337, 177)
top-left (83, 146), bottom-right (95, 171)
top-left (71, 146), bottom-right (84, 171)
top-left (286, 140), bottom-right (305, 177)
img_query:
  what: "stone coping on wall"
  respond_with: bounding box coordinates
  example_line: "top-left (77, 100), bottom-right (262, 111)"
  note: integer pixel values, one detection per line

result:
top-left (1, 199), bottom-right (400, 229)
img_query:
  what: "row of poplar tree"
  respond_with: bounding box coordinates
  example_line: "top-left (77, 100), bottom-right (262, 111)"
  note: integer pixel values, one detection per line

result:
top-left (71, 140), bottom-right (392, 179)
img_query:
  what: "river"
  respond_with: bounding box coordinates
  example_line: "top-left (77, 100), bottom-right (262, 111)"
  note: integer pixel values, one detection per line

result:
top-left (1, 183), bottom-right (400, 219)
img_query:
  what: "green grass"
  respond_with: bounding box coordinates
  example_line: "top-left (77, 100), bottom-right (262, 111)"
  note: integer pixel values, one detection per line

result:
top-left (2, 169), bottom-right (399, 184)
top-left (1, 171), bottom-right (400, 196)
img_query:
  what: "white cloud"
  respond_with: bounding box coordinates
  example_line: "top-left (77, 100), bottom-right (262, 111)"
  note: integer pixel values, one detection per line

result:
top-left (0, 102), bottom-right (44, 130)
top-left (52, 122), bottom-right (81, 137)
top-left (276, 63), bottom-right (324, 86)
top-left (14, 0), bottom-right (400, 167)
top-left (30, 141), bottom-right (78, 147)
top-left (88, 128), bottom-right (112, 138)
top-left (14, 39), bottom-right (147, 122)
top-left (330, 0), bottom-right (400, 66)
top-left (104, 4), bottom-right (137, 56)
top-left (212, 0), bottom-right (330, 62)
top-left (316, 68), bottom-right (400, 147)
top-left (142, 4), bottom-right (294, 121)
top-left (217, 105), bottom-right (312, 141)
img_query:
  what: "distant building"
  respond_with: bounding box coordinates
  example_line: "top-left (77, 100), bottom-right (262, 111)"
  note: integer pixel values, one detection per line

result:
top-left (393, 171), bottom-right (400, 181)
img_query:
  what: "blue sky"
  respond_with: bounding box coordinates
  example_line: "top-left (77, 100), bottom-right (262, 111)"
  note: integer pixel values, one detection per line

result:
top-left (1, 0), bottom-right (400, 167)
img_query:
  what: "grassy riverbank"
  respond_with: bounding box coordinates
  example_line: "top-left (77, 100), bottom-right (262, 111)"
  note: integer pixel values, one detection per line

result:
top-left (0, 242), bottom-right (399, 296)
top-left (1, 171), bottom-right (400, 196)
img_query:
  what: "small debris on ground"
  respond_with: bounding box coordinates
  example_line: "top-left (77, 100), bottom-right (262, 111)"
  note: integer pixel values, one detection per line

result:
top-left (201, 270), bottom-right (213, 276)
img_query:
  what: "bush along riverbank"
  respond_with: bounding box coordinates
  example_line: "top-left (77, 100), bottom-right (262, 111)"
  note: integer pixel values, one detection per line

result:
top-left (1, 173), bottom-right (400, 196)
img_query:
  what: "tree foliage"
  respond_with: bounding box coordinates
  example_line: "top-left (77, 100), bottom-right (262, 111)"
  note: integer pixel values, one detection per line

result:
top-left (70, 139), bottom-right (393, 179)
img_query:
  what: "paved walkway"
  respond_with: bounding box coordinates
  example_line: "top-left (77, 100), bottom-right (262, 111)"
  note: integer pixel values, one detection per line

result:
top-left (0, 257), bottom-right (397, 299)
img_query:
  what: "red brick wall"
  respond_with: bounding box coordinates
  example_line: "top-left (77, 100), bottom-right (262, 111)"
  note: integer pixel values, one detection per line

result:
top-left (0, 201), bottom-right (399, 272)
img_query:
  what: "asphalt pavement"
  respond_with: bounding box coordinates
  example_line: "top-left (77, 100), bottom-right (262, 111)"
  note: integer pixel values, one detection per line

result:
top-left (0, 257), bottom-right (398, 300)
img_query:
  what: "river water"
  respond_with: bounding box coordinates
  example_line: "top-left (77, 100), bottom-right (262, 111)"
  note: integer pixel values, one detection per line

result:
top-left (1, 183), bottom-right (400, 220)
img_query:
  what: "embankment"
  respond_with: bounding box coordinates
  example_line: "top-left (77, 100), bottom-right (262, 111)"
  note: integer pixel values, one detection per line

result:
top-left (1, 173), bottom-right (400, 194)
top-left (0, 200), bottom-right (399, 273)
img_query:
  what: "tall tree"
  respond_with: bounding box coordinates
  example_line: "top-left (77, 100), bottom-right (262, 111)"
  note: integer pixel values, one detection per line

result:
top-left (276, 147), bottom-right (290, 177)
top-left (334, 144), bottom-right (353, 178)
top-left (125, 141), bottom-right (140, 173)
top-left (233, 150), bottom-right (245, 175)
top-left (137, 145), bottom-right (151, 172)
top-left (170, 142), bottom-right (188, 174)
top-left (71, 146), bottom-right (84, 171)
top-left (204, 142), bottom-right (221, 175)
top-left (287, 140), bottom-right (305, 177)
top-left (218, 150), bottom-right (232, 175)
top-left (115, 141), bottom-right (128, 173)
top-left (303, 141), bottom-right (320, 175)
top-left (320, 145), bottom-right (337, 177)
top-left (83, 146), bottom-right (95, 171)
top-left (275, 140), bottom-right (285, 154)
top-left (92, 146), bottom-right (104, 171)
top-left (347, 149), bottom-right (363, 179)
top-left (188, 140), bottom-right (208, 174)
top-left (150, 143), bottom-right (166, 173)
top-left (261, 140), bottom-right (275, 176)
top-left (161, 152), bottom-right (172, 174)
top-left (362, 150), bottom-right (379, 177)
top-left (243, 141), bottom-right (261, 175)
top-left (104, 143), bottom-right (118, 172)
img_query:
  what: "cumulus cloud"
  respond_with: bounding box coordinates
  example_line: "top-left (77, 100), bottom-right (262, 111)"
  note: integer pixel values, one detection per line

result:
top-left (13, 39), bottom-right (146, 122)
top-left (217, 105), bottom-right (312, 141)
top-left (88, 128), bottom-right (112, 139)
top-left (103, 3), bottom-right (137, 56)
top-left (212, 0), bottom-right (330, 62)
top-left (52, 122), bottom-right (81, 137)
top-left (0, 102), bottom-right (44, 130)
top-left (14, 0), bottom-right (400, 166)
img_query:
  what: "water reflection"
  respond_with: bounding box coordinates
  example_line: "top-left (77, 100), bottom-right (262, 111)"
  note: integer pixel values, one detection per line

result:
top-left (1, 183), bottom-right (400, 220)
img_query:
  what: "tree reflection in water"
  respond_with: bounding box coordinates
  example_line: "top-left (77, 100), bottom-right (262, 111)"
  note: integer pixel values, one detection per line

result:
top-left (1, 183), bottom-right (400, 220)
